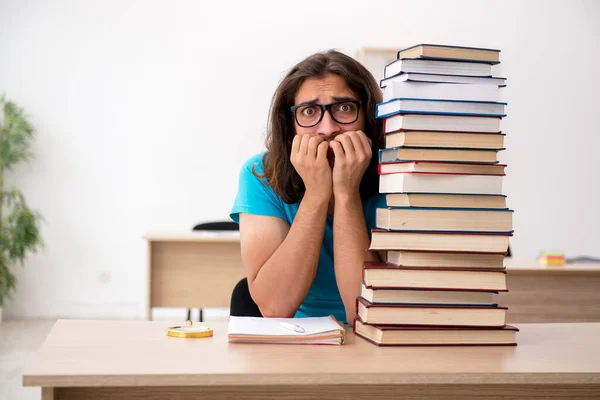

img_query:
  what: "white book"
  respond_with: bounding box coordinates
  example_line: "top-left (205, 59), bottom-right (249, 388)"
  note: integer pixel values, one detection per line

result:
top-left (360, 284), bottom-right (497, 305)
top-left (384, 59), bottom-right (492, 79)
top-left (384, 114), bottom-right (501, 133)
top-left (382, 81), bottom-right (500, 103)
top-left (370, 230), bottom-right (511, 253)
top-left (375, 207), bottom-right (513, 232)
top-left (380, 73), bottom-right (506, 88)
top-left (376, 98), bottom-right (506, 118)
top-left (379, 173), bottom-right (504, 195)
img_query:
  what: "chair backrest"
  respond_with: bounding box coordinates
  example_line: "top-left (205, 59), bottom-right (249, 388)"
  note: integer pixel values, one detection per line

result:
top-left (193, 221), bottom-right (239, 231)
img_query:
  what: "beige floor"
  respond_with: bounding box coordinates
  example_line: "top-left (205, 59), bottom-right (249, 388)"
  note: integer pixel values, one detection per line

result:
top-left (0, 310), bottom-right (229, 400)
top-left (0, 319), bottom-right (56, 400)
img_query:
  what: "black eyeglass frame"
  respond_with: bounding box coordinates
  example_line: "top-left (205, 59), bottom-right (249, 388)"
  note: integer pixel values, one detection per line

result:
top-left (290, 100), bottom-right (362, 128)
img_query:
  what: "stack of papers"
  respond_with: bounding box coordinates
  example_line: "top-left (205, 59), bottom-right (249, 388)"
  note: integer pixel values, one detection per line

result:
top-left (227, 316), bottom-right (346, 345)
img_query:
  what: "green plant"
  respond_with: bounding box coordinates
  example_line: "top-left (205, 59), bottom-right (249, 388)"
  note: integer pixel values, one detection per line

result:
top-left (0, 95), bottom-right (43, 307)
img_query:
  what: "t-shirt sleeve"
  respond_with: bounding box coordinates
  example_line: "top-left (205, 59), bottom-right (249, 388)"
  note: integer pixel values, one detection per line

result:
top-left (364, 193), bottom-right (387, 234)
top-left (230, 154), bottom-right (287, 224)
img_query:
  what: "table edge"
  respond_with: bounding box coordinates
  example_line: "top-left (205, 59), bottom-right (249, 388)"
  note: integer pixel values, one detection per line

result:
top-left (22, 372), bottom-right (600, 388)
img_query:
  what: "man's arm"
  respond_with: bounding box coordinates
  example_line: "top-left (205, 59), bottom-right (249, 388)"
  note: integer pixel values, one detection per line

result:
top-left (240, 134), bottom-right (332, 317)
top-left (240, 191), bottom-right (329, 317)
top-left (329, 130), bottom-right (379, 324)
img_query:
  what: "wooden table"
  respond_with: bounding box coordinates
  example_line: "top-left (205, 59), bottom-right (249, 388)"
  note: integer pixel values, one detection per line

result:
top-left (145, 232), bottom-right (246, 320)
top-left (22, 320), bottom-right (600, 399)
top-left (501, 260), bottom-right (600, 323)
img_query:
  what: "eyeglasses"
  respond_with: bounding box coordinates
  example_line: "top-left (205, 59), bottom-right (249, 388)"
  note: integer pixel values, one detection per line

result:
top-left (290, 100), bottom-right (362, 128)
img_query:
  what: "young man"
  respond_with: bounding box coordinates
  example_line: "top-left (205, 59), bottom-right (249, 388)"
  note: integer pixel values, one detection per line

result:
top-left (230, 50), bottom-right (385, 324)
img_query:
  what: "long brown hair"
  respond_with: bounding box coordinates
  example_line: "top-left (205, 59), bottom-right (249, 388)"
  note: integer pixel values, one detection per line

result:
top-left (256, 49), bottom-right (383, 204)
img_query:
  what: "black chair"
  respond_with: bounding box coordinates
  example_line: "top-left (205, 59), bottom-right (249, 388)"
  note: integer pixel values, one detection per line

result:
top-left (230, 277), bottom-right (262, 317)
top-left (193, 221), bottom-right (239, 231)
top-left (190, 220), bottom-right (240, 322)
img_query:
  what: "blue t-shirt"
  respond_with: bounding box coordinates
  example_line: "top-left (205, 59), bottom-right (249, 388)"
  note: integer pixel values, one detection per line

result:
top-left (230, 152), bottom-right (386, 323)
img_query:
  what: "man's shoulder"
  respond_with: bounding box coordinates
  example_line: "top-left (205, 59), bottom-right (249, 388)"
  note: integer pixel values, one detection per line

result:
top-left (241, 152), bottom-right (267, 174)
top-left (239, 152), bottom-right (276, 195)
top-left (237, 152), bottom-right (287, 209)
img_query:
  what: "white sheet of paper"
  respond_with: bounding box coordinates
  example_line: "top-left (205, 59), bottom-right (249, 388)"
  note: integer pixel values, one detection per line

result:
top-left (228, 316), bottom-right (342, 336)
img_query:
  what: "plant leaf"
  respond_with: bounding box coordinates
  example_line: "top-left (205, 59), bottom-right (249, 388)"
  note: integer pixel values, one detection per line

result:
top-left (0, 95), bottom-right (36, 170)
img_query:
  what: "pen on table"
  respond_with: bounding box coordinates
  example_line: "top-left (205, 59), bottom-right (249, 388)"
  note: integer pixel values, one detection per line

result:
top-left (279, 322), bottom-right (305, 333)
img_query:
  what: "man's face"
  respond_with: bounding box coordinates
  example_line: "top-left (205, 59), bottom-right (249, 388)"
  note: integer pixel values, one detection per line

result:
top-left (293, 74), bottom-right (365, 139)
top-left (293, 74), bottom-right (365, 166)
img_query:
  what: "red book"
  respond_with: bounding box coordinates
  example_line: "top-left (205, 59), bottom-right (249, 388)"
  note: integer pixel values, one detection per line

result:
top-left (354, 316), bottom-right (518, 346)
top-left (383, 114), bottom-right (501, 134)
top-left (356, 297), bottom-right (507, 327)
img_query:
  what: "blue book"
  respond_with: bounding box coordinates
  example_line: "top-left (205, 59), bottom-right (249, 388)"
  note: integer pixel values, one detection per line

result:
top-left (377, 98), bottom-right (507, 119)
top-left (379, 146), bottom-right (502, 164)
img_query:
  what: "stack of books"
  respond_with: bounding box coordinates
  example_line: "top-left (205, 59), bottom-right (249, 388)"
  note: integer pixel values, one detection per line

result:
top-left (355, 44), bottom-right (518, 346)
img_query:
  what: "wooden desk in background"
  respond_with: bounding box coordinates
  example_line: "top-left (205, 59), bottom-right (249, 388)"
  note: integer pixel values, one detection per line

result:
top-left (23, 320), bottom-right (600, 399)
top-left (501, 260), bottom-right (600, 324)
top-left (145, 232), bottom-right (246, 320)
top-left (145, 233), bottom-right (600, 323)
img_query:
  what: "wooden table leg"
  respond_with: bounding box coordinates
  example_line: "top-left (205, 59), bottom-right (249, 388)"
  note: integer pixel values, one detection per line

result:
top-left (41, 387), bottom-right (54, 400)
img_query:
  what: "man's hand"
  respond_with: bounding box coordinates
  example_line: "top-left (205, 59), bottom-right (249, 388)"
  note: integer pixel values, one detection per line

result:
top-left (328, 130), bottom-right (372, 199)
top-left (290, 133), bottom-right (332, 200)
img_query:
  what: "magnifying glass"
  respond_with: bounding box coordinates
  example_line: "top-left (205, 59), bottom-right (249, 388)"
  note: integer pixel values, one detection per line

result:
top-left (166, 320), bottom-right (213, 338)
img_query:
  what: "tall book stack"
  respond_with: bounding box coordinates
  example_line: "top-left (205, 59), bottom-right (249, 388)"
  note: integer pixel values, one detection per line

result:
top-left (355, 44), bottom-right (519, 346)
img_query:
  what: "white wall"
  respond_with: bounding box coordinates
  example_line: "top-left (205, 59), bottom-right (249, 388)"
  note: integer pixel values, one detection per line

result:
top-left (1, 0), bottom-right (598, 319)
